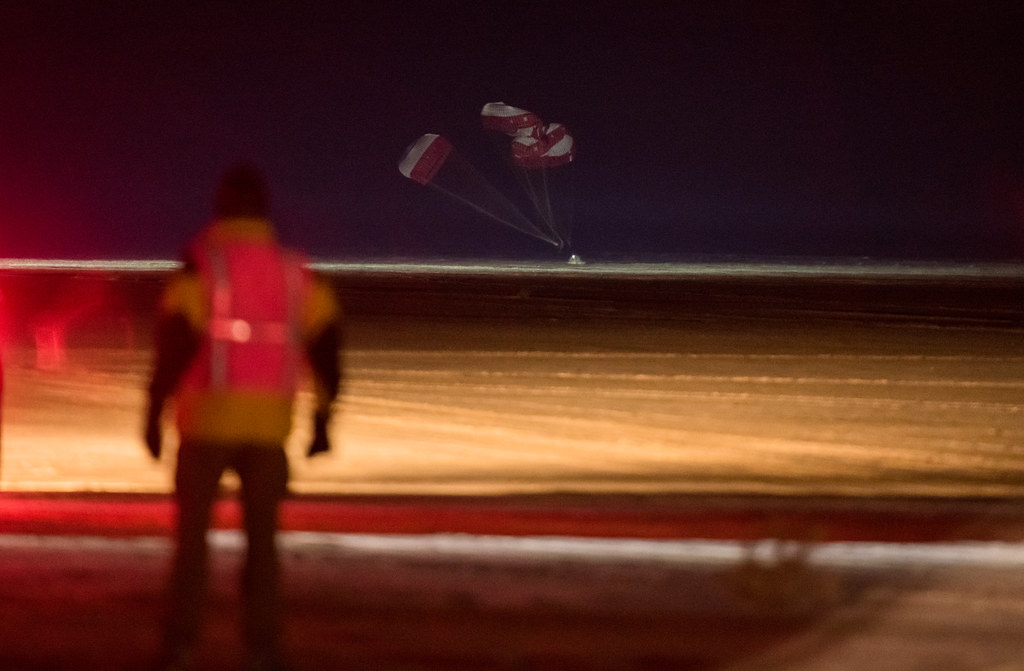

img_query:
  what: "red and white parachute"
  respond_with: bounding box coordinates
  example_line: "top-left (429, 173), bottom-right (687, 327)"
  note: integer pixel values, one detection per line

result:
top-left (398, 133), bottom-right (452, 185)
top-left (481, 102), bottom-right (575, 169)
top-left (398, 103), bottom-right (576, 250)
top-left (482, 103), bottom-right (576, 248)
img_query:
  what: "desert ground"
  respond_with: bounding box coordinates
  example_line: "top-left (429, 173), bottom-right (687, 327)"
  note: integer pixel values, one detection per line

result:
top-left (1, 262), bottom-right (1024, 669)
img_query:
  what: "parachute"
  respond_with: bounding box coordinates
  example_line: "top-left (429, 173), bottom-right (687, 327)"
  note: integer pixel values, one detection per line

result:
top-left (398, 133), bottom-right (452, 186)
top-left (398, 133), bottom-right (560, 246)
top-left (481, 102), bottom-right (575, 169)
top-left (399, 103), bottom-right (576, 252)
top-left (510, 122), bottom-right (574, 169)
top-left (481, 103), bottom-right (575, 248)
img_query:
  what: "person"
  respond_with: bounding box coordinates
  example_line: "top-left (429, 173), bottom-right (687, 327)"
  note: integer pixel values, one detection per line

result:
top-left (144, 164), bottom-right (342, 671)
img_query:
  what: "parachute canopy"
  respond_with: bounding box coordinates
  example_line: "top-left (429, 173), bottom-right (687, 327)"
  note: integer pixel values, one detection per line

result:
top-left (480, 102), bottom-right (542, 136)
top-left (481, 102), bottom-right (575, 169)
top-left (398, 133), bottom-right (453, 185)
top-left (481, 103), bottom-right (576, 248)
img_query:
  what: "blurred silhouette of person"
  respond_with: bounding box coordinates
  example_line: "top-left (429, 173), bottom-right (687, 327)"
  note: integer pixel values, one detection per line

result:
top-left (144, 163), bottom-right (342, 671)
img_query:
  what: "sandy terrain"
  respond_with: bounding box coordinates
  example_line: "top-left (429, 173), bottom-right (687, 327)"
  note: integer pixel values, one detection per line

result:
top-left (2, 268), bottom-right (1024, 498)
top-left (2, 266), bottom-right (1024, 669)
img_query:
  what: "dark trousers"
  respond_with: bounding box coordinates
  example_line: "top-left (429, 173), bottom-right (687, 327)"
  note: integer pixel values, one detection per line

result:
top-left (163, 440), bottom-right (289, 656)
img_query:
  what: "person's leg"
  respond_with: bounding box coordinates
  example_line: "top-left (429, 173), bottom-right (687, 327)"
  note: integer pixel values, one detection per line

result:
top-left (161, 441), bottom-right (230, 661)
top-left (234, 445), bottom-right (289, 666)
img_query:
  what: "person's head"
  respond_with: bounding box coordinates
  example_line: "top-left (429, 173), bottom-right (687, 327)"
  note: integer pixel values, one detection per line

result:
top-left (213, 163), bottom-right (269, 218)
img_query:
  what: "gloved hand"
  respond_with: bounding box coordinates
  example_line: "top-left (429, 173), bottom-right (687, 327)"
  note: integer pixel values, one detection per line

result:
top-left (144, 403), bottom-right (162, 460)
top-left (307, 410), bottom-right (330, 458)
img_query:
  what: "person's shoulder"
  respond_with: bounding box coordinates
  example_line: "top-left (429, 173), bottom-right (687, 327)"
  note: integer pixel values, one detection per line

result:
top-left (160, 267), bottom-right (206, 325)
top-left (309, 272), bottom-right (341, 310)
top-left (301, 272), bottom-right (341, 333)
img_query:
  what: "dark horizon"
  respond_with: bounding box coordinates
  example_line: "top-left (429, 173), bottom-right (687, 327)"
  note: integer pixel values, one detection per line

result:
top-left (2, 3), bottom-right (1022, 262)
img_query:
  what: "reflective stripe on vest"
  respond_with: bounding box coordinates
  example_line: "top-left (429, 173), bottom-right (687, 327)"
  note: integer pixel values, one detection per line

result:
top-left (193, 241), bottom-right (306, 395)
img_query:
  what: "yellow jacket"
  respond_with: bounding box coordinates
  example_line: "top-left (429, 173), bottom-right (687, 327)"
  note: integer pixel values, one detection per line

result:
top-left (151, 217), bottom-right (341, 445)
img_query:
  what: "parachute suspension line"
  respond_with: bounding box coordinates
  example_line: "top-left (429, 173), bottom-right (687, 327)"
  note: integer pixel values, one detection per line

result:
top-left (560, 165), bottom-right (577, 251)
top-left (442, 151), bottom-right (563, 246)
top-left (518, 164), bottom-right (572, 250)
top-left (537, 169), bottom-right (560, 247)
top-left (514, 170), bottom-right (545, 239)
top-left (522, 169), bottom-right (556, 245)
top-left (499, 153), bottom-right (564, 248)
top-left (427, 183), bottom-right (561, 247)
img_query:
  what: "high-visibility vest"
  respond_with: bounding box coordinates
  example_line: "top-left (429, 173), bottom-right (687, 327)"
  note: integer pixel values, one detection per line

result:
top-left (182, 239), bottom-right (308, 397)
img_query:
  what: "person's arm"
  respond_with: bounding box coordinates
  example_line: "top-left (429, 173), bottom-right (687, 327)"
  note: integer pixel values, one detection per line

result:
top-left (303, 279), bottom-right (343, 456)
top-left (308, 320), bottom-right (342, 404)
top-left (144, 272), bottom-right (204, 459)
top-left (148, 312), bottom-right (202, 406)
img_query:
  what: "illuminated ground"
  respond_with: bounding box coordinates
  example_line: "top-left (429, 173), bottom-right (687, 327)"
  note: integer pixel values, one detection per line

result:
top-left (2, 261), bottom-right (1023, 496)
top-left (2, 262), bottom-right (1024, 669)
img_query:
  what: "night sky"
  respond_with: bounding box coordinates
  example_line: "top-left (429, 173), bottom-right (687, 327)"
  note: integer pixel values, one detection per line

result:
top-left (1, 2), bottom-right (1022, 262)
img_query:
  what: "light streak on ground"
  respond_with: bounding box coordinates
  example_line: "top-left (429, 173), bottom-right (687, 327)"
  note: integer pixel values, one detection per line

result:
top-left (2, 257), bottom-right (1024, 279)
top-left (3, 530), bottom-right (1024, 571)
top-left (0, 258), bottom-right (180, 273)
